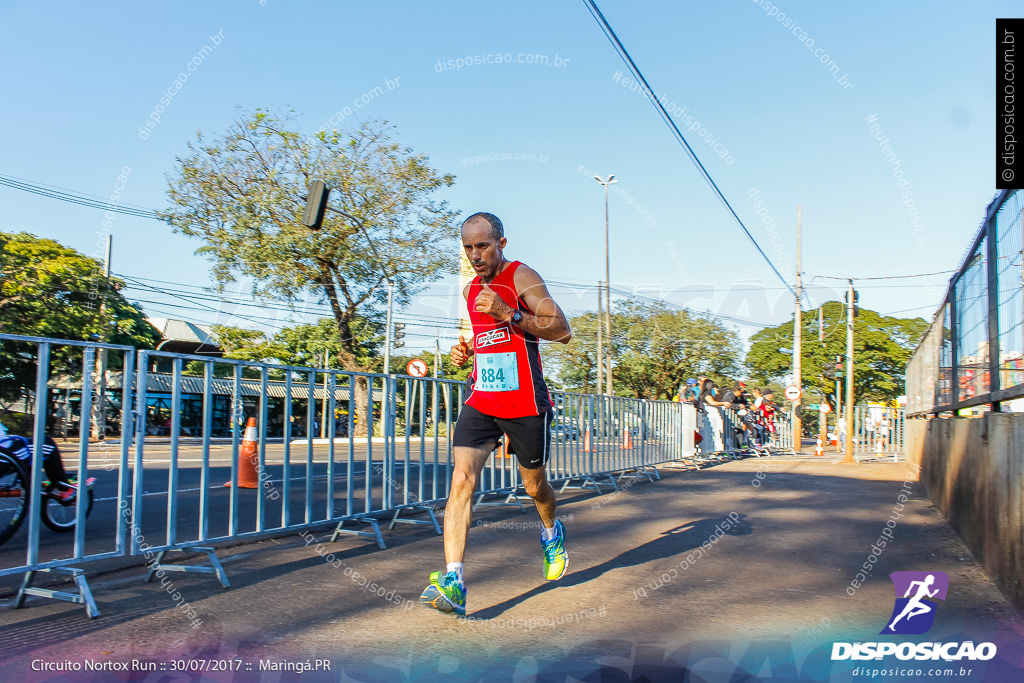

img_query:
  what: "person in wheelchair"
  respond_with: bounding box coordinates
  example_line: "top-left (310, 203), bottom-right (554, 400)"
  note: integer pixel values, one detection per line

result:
top-left (0, 424), bottom-right (93, 502)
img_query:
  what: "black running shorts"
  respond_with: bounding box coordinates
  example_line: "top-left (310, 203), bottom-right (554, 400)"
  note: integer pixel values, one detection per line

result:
top-left (452, 404), bottom-right (552, 469)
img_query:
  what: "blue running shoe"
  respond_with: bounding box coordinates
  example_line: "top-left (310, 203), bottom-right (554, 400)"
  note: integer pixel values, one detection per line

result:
top-left (420, 570), bottom-right (466, 615)
top-left (542, 519), bottom-right (568, 580)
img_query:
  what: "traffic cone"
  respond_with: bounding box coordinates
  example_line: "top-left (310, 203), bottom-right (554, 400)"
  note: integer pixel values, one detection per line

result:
top-left (814, 436), bottom-right (824, 456)
top-left (225, 417), bottom-right (260, 488)
top-left (583, 429), bottom-right (592, 453)
top-left (498, 434), bottom-right (512, 459)
top-left (622, 428), bottom-right (633, 450)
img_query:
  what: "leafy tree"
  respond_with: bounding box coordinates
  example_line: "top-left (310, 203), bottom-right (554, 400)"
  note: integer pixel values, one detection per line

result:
top-left (202, 317), bottom-right (383, 377)
top-left (541, 312), bottom-right (601, 393)
top-left (613, 301), bottom-right (742, 399)
top-left (545, 301), bottom-right (742, 399)
top-left (0, 231), bottom-right (160, 409)
top-left (159, 109), bottom-right (458, 433)
top-left (745, 301), bottom-right (928, 405)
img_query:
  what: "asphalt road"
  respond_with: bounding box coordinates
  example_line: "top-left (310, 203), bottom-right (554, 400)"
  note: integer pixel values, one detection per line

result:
top-left (0, 454), bottom-right (1021, 682)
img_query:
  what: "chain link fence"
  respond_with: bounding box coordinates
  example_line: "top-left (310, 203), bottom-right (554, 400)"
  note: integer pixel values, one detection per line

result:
top-left (906, 189), bottom-right (1024, 415)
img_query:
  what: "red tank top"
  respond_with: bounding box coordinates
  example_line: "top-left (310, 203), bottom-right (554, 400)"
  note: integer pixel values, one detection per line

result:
top-left (465, 261), bottom-right (552, 418)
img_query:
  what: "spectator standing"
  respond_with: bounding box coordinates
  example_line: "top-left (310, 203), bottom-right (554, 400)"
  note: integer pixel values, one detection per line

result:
top-left (700, 379), bottom-right (730, 453)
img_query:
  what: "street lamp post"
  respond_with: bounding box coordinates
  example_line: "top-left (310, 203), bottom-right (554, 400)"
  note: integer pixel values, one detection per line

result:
top-left (594, 174), bottom-right (617, 396)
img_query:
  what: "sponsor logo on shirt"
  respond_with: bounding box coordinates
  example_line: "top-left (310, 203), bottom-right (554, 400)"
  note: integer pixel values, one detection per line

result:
top-left (476, 326), bottom-right (511, 349)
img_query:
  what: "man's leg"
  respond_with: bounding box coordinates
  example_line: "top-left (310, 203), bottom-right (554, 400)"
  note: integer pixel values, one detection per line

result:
top-left (520, 464), bottom-right (568, 580)
top-left (443, 446), bottom-right (491, 564)
top-left (421, 444), bottom-right (491, 615)
top-left (519, 464), bottom-right (556, 527)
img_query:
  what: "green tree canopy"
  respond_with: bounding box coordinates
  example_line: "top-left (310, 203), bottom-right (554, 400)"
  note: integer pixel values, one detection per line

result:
top-left (745, 301), bottom-right (928, 405)
top-left (203, 317), bottom-right (382, 377)
top-left (544, 301), bottom-right (743, 399)
top-left (0, 231), bottom-right (160, 405)
top-left (158, 109), bottom-right (458, 374)
top-left (210, 319), bottom-right (472, 383)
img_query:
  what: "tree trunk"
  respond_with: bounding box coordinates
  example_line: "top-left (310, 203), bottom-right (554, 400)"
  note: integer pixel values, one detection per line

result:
top-left (318, 274), bottom-right (374, 437)
top-left (352, 376), bottom-right (372, 438)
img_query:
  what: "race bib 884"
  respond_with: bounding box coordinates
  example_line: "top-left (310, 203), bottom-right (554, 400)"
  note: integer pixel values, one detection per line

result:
top-left (475, 352), bottom-right (519, 392)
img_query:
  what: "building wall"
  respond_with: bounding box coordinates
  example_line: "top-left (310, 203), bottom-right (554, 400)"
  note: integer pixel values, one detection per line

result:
top-left (905, 414), bottom-right (1024, 607)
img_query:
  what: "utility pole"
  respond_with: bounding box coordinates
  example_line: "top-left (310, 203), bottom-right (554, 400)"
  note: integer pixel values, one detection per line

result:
top-left (596, 281), bottom-right (604, 395)
top-left (844, 279), bottom-right (856, 463)
top-left (92, 234), bottom-right (112, 441)
top-left (819, 304), bottom-right (827, 447)
top-left (595, 175), bottom-right (617, 396)
top-left (793, 206), bottom-right (802, 451)
top-left (434, 330), bottom-right (442, 378)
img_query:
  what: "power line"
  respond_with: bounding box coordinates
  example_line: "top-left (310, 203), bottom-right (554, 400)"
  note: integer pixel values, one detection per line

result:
top-left (121, 278), bottom-right (460, 326)
top-left (0, 174), bottom-right (161, 219)
top-left (580, 0), bottom-right (796, 298)
top-left (811, 269), bottom-right (956, 281)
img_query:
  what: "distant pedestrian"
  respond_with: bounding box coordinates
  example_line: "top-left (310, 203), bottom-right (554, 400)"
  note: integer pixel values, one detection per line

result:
top-left (680, 378), bottom-right (698, 404)
top-left (750, 387), bottom-right (767, 446)
top-left (719, 382), bottom-right (751, 450)
top-left (699, 379), bottom-right (729, 453)
top-left (760, 390), bottom-right (779, 444)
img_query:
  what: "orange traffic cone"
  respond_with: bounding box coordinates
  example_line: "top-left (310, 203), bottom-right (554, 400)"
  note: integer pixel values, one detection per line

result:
top-left (583, 429), bottom-right (592, 453)
top-left (622, 428), bottom-right (634, 450)
top-left (498, 433), bottom-right (512, 459)
top-left (814, 436), bottom-right (824, 456)
top-left (225, 417), bottom-right (260, 488)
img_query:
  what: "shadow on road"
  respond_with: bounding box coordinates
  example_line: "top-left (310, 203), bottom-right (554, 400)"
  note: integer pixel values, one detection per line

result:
top-left (466, 513), bottom-right (753, 619)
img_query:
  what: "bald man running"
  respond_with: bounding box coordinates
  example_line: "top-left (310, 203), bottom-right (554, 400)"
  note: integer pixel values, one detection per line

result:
top-left (420, 212), bottom-right (572, 616)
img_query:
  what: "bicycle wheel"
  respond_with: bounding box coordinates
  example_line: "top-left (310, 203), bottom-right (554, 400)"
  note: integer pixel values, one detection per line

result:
top-left (0, 454), bottom-right (29, 545)
top-left (41, 481), bottom-right (94, 533)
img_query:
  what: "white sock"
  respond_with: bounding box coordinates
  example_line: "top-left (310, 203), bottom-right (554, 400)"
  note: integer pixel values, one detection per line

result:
top-left (541, 522), bottom-right (558, 542)
top-left (446, 562), bottom-right (464, 583)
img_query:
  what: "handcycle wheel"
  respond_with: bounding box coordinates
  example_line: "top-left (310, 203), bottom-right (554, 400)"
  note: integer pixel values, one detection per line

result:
top-left (0, 454), bottom-right (29, 546)
top-left (41, 478), bottom-right (94, 533)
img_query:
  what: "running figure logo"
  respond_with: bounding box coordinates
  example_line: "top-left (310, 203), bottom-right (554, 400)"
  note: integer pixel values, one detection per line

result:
top-left (881, 571), bottom-right (949, 635)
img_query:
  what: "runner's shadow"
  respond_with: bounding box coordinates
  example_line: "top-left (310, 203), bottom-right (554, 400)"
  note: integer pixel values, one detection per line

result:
top-left (466, 513), bottom-right (752, 620)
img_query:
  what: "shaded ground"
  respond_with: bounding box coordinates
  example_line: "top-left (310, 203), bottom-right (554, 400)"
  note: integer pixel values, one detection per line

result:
top-left (1, 455), bottom-right (1022, 682)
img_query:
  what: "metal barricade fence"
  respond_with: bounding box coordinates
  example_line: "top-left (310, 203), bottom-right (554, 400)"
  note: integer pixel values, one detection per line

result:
top-left (696, 405), bottom-right (794, 456)
top-left (2, 335), bottom-right (710, 617)
top-left (845, 405), bottom-right (905, 459)
top-left (130, 350), bottom-right (402, 565)
top-left (0, 333), bottom-right (136, 617)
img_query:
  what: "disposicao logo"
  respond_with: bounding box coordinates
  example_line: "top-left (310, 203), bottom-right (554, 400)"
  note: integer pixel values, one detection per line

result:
top-left (831, 570), bottom-right (997, 662)
top-left (881, 570), bottom-right (948, 635)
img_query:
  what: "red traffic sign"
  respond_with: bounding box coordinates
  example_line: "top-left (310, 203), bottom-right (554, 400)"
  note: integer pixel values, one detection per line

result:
top-left (785, 385), bottom-right (801, 401)
top-left (406, 359), bottom-right (429, 377)
top-left (820, 403), bottom-right (831, 413)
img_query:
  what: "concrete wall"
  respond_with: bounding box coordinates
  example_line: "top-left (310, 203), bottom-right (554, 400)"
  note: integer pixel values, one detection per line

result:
top-left (905, 414), bottom-right (1024, 607)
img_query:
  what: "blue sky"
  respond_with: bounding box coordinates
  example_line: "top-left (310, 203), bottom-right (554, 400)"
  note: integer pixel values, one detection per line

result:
top-left (0, 0), bottom-right (1014, 351)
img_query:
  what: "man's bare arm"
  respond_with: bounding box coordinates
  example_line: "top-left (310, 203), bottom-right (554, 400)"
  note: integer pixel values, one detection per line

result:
top-left (470, 267), bottom-right (572, 342)
top-left (511, 266), bottom-right (571, 343)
